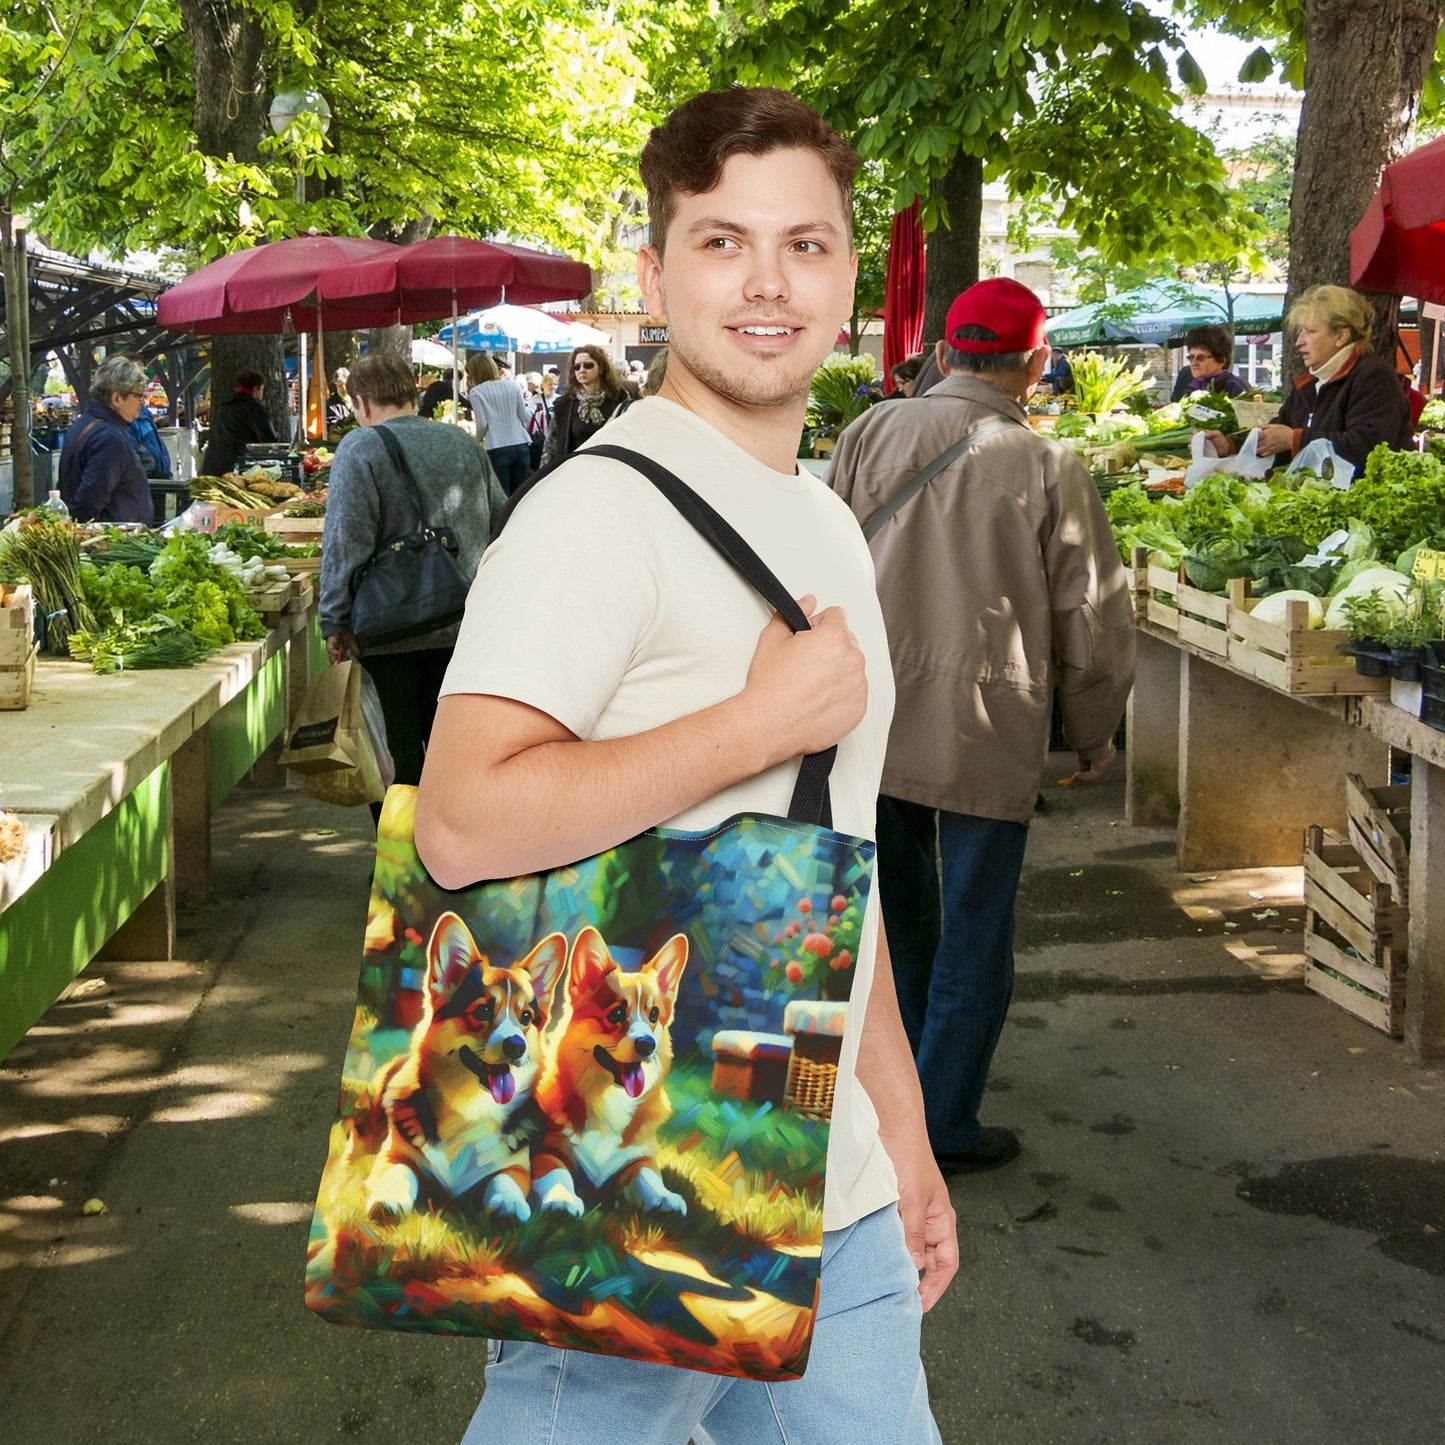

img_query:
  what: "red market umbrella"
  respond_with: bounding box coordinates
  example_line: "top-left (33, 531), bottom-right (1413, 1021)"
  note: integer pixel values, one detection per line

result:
top-left (1350, 133), bottom-right (1445, 306)
top-left (315, 235), bottom-right (591, 322)
top-left (882, 202), bottom-right (926, 392)
top-left (317, 235), bottom-right (593, 412)
top-left (156, 235), bottom-right (404, 334)
top-left (157, 235), bottom-right (403, 444)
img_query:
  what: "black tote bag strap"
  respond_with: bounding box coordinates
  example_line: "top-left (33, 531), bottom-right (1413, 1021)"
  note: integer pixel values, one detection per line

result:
top-left (503, 442), bottom-right (836, 828)
top-left (862, 414), bottom-right (1019, 541)
top-left (374, 423), bottom-right (433, 531)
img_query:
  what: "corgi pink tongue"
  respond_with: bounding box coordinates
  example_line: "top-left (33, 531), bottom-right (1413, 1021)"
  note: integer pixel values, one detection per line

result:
top-left (621, 1062), bottom-right (645, 1098)
top-left (489, 1068), bottom-right (515, 1105)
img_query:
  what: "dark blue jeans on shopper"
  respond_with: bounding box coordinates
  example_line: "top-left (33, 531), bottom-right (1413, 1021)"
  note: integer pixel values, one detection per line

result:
top-left (875, 794), bottom-right (1029, 1154)
top-left (487, 442), bottom-right (533, 496)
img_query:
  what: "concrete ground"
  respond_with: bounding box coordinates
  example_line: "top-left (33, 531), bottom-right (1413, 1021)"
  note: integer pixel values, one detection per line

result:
top-left (1, 760), bottom-right (1443, 1443)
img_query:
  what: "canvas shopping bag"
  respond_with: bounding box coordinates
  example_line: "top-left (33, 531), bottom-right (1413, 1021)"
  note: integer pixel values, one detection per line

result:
top-left (281, 661), bottom-right (365, 774)
top-left (304, 447), bottom-right (875, 1381)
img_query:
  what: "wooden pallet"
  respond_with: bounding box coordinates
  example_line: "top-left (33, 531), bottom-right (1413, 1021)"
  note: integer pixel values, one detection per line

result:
top-left (1345, 773), bottom-right (1410, 906)
top-left (1302, 825), bottom-right (1408, 1037)
top-left (1227, 582), bottom-right (1388, 697)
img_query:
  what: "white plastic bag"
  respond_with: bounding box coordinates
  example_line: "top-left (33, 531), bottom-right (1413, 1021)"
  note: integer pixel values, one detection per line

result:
top-left (1287, 438), bottom-right (1356, 490)
top-left (1183, 428), bottom-right (1274, 489)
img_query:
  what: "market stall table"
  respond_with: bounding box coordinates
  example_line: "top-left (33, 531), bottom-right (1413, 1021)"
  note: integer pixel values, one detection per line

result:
top-left (0, 609), bottom-right (322, 1058)
top-left (1125, 619), bottom-right (1445, 1061)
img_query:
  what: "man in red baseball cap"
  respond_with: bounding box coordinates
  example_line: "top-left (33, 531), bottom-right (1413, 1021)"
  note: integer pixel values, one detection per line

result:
top-left (827, 276), bottom-right (1136, 1175)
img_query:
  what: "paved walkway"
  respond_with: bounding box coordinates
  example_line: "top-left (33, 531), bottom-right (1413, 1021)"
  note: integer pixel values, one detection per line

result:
top-left (1, 765), bottom-right (1443, 1442)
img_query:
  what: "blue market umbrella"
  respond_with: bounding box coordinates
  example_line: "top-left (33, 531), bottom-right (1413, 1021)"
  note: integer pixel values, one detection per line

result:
top-left (437, 304), bottom-right (611, 355)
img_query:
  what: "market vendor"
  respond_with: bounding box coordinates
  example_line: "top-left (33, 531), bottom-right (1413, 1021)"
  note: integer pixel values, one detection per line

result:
top-left (56, 355), bottom-right (155, 525)
top-left (1168, 325), bottom-right (1250, 402)
top-left (1202, 286), bottom-right (1412, 471)
top-left (200, 372), bottom-right (277, 476)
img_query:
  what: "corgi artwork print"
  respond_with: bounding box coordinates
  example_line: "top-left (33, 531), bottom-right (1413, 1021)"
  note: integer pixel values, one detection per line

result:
top-left (307, 786), bottom-right (876, 1381)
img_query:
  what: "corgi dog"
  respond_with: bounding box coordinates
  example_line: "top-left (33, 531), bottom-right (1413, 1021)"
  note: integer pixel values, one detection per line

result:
top-left (355, 912), bottom-right (567, 1225)
top-left (531, 926), bottom-right (689, 1218)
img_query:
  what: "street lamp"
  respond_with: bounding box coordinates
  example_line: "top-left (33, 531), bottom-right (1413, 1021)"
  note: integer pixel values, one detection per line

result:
top-left (268, 89), bottom-right (332, 442)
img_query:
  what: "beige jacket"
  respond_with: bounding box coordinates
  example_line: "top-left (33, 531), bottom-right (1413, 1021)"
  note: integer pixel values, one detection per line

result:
top-left (827, 374), bottom-right (1136, 823)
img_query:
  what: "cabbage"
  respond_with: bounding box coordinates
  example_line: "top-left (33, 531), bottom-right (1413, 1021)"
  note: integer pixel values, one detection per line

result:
top-left (1322, 570), bottom-right (1411, 631)
top-left (1248, 591), bottom-right (1325, 629)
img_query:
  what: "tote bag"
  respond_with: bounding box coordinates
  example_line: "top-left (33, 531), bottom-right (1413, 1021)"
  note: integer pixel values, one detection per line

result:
top-left (305, 447), bottom-right (875, 1382)
top-left (347, 424), bottom-right (472, 646)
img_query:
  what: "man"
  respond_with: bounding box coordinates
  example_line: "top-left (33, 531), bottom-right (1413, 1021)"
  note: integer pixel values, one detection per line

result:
top-left (1040, 347), bottom-right (1074, 396)
top-left (417, 368), bottom-right (470, 421)
top-left (415, 85), bottom-right (954, 1443)
top-left (200, 371), bottom-right (276, 475)
top-left (827, 277), bottom-right (1136, 1175)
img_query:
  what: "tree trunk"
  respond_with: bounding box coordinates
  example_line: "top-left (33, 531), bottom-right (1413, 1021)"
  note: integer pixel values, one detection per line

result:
top-left (1284, 0), bottom-right (1444, 374)
top-left (1, 212), bottom-right (36, 508)
top-left (921, 151), bottom-right (985, 344)
top-left (176, 0), bottom-right (289, 440)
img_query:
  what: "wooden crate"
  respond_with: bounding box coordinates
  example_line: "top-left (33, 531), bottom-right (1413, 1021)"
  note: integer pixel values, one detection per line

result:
top-left (1233, 400), bottom-right (1279, 430)
top-left (263, 513), bottom-right (325, 546)
top-left (1226, 582), bottom-right (1388, 697)
top-left (1143, 559), bottom-right (1230, 657)
top-left (283, 576), bottom-right (315, 615)
top-left (246, 580), bottom-right (292, 629)
top-left (1302, 824), bottom-right (1408, 1037)
top-left (1345, 773), bottom-right (1409, 906)
top-left (282, 554), bottom-right (322, 575)
top-left (213, 505), bottom-right (276, 527)
top-left (0, 643), bottom-right (38, 711)
top-left (0, 585), bottom-right (35, 666)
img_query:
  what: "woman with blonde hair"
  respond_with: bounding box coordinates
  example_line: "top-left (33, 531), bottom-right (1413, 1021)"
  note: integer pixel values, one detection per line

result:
top-left (1205, 284), bottom-right (1412, 470)
top-left (539, 344), bottom-right (630, 468)
top-left (465, 351), bottom-right (533, 495)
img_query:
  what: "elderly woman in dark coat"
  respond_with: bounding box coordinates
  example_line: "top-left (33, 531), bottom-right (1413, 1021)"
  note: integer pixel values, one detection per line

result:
top-left (57, 355), bottom-right (154, 524)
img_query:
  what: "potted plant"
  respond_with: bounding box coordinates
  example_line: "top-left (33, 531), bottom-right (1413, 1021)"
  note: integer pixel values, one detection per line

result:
top-left (1381, 579), bottom-right (1445, 680)
top-left (1338, 590), bottom-right (1397, 676)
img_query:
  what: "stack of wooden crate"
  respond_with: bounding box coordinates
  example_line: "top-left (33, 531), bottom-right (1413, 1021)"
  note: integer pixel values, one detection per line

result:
top-left (0, 585), bottom-right (37, 711)
top-left (1302, 774), bottom-right (1411, 1036)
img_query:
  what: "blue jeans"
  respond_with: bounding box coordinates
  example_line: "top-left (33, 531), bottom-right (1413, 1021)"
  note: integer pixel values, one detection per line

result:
top-left (460, 1204), bottom-right (940, 1444)
top-left (488, 442), bottom-right (533, 496)
top-left (875, 795), bottom-right (1029, 1153)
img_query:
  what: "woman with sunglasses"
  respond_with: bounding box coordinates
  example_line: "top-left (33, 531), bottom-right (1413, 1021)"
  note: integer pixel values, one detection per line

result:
top-left (538, 345), bottom-right (630, 469)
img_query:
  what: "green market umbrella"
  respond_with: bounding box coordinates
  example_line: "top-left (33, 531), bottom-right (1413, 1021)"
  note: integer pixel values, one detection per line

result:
top-left (1046, 283), bottom-right (1285, 347)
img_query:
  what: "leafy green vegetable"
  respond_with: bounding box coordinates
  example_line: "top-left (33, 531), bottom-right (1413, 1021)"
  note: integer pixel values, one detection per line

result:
top-left (1180, 393), bottom-right (1238, 433)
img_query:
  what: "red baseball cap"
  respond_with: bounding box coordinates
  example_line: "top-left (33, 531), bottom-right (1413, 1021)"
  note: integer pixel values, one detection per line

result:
top-left (945, 278), bottom-right (1048, 355)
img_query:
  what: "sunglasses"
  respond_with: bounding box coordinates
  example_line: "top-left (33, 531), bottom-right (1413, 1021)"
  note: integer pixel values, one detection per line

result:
top-left (1187, 353), bottom-right (1215, 364)
top-left (574, 361), bottom-right (597, 371)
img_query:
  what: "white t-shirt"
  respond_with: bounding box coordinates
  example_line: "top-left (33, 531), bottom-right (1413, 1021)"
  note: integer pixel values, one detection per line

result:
top-left (440, 396), bottom-right (899, 1231)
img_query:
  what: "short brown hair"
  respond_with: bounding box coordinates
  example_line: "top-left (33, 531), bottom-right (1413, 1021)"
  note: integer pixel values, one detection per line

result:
top-left (640, 86), bottom-right (859, 255)
top-left (1183, 324), bottom-right (1233, 366)
top-left (347, 352), bottom-right (417, 410)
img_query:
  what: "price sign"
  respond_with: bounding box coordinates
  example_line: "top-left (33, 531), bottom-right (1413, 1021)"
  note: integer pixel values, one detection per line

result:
top-left (1412, 547), bottom-right (1442, 581)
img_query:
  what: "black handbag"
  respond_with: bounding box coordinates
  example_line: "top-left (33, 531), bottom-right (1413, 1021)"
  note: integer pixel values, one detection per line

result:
top-left (348, 424), bottom-right (472, 646)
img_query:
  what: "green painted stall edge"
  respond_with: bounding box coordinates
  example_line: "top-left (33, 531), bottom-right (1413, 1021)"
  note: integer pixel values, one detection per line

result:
top-left (0, 767), bottom-right (169, 1058)
top-left (207, 645), bottom-right (287, 809)
top-left (0, 620), bottom-right (323, 1059)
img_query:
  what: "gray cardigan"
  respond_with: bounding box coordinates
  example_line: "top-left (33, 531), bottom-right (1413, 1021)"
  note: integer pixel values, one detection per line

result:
top-left (319, 414), bottom-right (507, 655)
